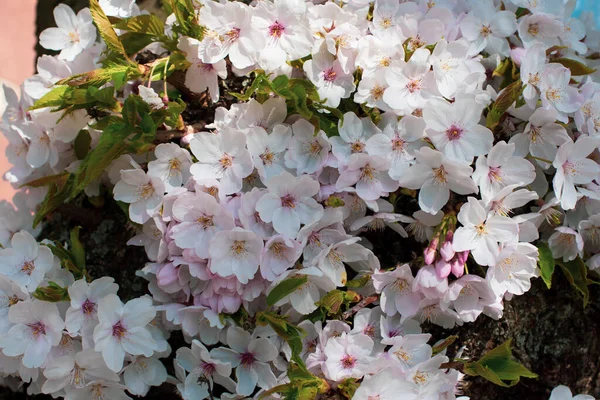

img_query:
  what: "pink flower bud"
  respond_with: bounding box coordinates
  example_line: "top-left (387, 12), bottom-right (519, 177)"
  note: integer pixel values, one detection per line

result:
top-left (440, 240), bottom-right (455, 262)
top-left (510, 47), bottom-right (526, 66)
top-left (424, 243), bottom-right (437, 265)
top-left (435, 258), bottom-right (451, 279)
top-left (457, 250), bottom-right (469, 265)
top-left (451, 259), bottom-right (464, 278)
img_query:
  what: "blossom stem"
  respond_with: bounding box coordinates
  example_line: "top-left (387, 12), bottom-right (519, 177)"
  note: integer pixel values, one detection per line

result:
top-left (527, 155), bottom-right (553, 164)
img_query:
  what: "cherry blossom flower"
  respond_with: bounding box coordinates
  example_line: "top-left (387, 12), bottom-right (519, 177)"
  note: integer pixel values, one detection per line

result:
top-left (42, 350), bottom-right (119, 394)
top-left (304, 47), bottom-right (356, 108)
top-left (65, 381), bottom-right (131, 400)
top-left (189, 129), bottom-right (253, 195)
top-left (211, 326), bottom-right (278, 396)
top-left (0, 230), bottom-right (53, 292)
top-left (260, 235), bottom-right (302, 281)
top-left (366, 115), bottom-right (426, 180)
top-left (335, 154), bottom-right (399, 201)
top-left (39, 5), bottom-right (96, 62)
top-left (424, 98), bottom-right (494, 164)
top-left (486, 243), bottom-right (539, 296)
top-left (453, 197), bottom-right (519, 266)
top-left (208, 227), bottom-right (263, 284)
top-left (539, 64), bottom-right (584, 122)
top-left (246, 124), bottom-right (291, 183)
top-left (147, 143), bottom-right (192, 192)
top-left (398, 147), bottom-right (478, 214)
top-left (548, 226), bottom-right (584, 262)
top-left (113, 169), bottom-right (165, 224)
top-left (256, 171), bottom-right (324, 239)
top-left (373, 264), bottom-right (423, 321)
top-left (509, 108), bottom-right (570, 169)
top-left (178, 37), bottom-right (227, 102)
top-left (472, 141), bottom-right (535, 199)
top-left (353, 369), bottom-right (417, 400)
top-left (313, 237), bottom-right (372, 286)
top-left (99, 0), bottom-right (136, 17)
top-left (93, 294), bottom-right (158, 372)
top-left (520, 43), bottom-right (547, 104)
top-left (123, 355), bottom-right (167, 396)
top-left (552, 137), bottom-right (600, 210)
top-left (330, 112), bottom-right (375, 165)
top-left (65, 277), bottom-right (119, 342)
top-left (252, 0), bottom-right (313, 70)
top-left (0, 300), bottom-right (64, 368)
top-left (460, 0), bottom-right (517, 57)
top-left (383, 48), bottom-right (438, 114)
top-left (518, 13), bottom-right (563, 49)
top-left (284, 119), bottom-right (331, 175)
top-left (323, 332), bottom-right (373, 381)
top-left (171, 191), bottom-right (235, 258)
top-left (442, 275), bottom-right (497, 322)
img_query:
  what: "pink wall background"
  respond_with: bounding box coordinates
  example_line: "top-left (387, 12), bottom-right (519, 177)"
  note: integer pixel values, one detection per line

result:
top-left (0, 0), bottom-right (37, 202)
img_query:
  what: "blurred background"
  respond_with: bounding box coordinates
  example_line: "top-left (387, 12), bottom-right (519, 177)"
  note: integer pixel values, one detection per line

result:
top-left (0, 0), bottom-right (598, 203)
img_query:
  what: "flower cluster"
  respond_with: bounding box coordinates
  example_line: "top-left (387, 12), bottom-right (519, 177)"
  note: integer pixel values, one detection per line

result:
top-left (0, 0), bottom-right (599, 398)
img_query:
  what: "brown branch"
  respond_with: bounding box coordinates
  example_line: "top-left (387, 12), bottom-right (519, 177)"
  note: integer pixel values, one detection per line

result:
top-left (54, 204), bottom-right (104, 228)
top-left (342, 294), bottom-right (378, 320)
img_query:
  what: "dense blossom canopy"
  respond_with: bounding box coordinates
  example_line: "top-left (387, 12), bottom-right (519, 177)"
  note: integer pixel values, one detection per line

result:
top-left (0, 0), bottom-right (599, 398)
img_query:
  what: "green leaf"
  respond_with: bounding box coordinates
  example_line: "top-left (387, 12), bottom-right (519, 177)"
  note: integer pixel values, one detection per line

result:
top-left (32, 281), bottom-right (70, 302)
top-left (554, 58), bottom-right (597, 76)
top-left (87, 86), bottom-right (116, 105)
top-left (71, 122), bottom-right (134, 198)
top-left (537, 242), bottom-right (555, 289)
top-left (267, 275), bottom-right (308, 306)
top-left (33, 174), bottom-right (73, 228)
top-left (486, 80), bottom-right (524, 130)
top-left (74, 130), bottom-right (92, 160)
top-left (556, 257), bottom-right (590, 307)
top-left (256, 312), bottom-right (306, 368)
top-left (318, 290), bottom-right (345, 315)
top-left (119, 32), bottom-right (155, 56)
top-left (56, 64), bottom-right (135, 88)
top-left (464, 339), bottom-right (538, 387)
top-left (337, 378), bottom-right (359, 399)
top-left (90, 0), bottom-right (129, 59)
top-left (170, 0), bottom-right (204, 39)
top-left (29, 85), bottom-right (70, 110)
top-left (70, 227), bottom-right (86, 270)
top-left (114, 14), bottom-right (165, 37)
top-left (112, 71), bottom-right (128, 90)
top-left (346, 274), bottom-right (370, 289)
top-left (20, 172), bottom-right (69, 189)
top-left (140, 114), bottom-right (156, 135)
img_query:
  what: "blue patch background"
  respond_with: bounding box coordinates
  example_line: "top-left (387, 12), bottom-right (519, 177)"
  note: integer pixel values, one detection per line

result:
top-left (573, 0), bottom-right (600, 26)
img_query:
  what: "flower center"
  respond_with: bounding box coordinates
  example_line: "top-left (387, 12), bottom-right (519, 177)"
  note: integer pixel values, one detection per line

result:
top-left (350, 141), bottom-right (365, 153)
top-left (475, 223), bottom-right (487, 236)
top-left (488, 166), bottom-right (503, 182)
top-left (21, 260), bottom-right (35, 275)
top-left (169, 158), bottom-right (182, 175)
top-left (196, 215), bottom-right (214, 228)
top-left (231, 240), bottom-right (247, 256)
top-left (219, 154), bottom-right (233, 169)
top-left (270, 241), bottom-right (286, 259)
top-left (363, 324), bottom-right (375, 338)
top-left (138, 183), bottom-right (155, 200)
top-left (225, 27), bottom-right (241, 42)
top-left (394, 348), bottom-right (412, 362)
top-left (528, 23), bottom-right (540, 36)
top-left (378, 57), bottom-right (391, 67)
top-left (432, 166), bottom-right (448, 185)
top-left (323, 67), bottom-right (337, 82)
top-left (445, 125), bottom-right (464, 141)
top-left (28, 322), bottom-right (46, 338)
top-left (308, 140), bottom-right (323, 156)
top-left (112, 321), bottom-right (127, 338)
top-left (201, 362), bottom-right (216, 376)
top-left (370, 85), bottom-right (385, 100)
top-left (281, 194), bottom-right (296, 208)
top-left (406, 79), bottom-right (422, 93)
top-left (562, 161), bottom-right (577, 176)
top-left (269, 21), bottom-right (285, 38)
top-left (360, 164), bottom-right (376, 182)
top-left (71, 364), bottom-right (86, 387)
top-left (480, 25), bottom-right (492, 37)
top-left (240, 352), bottom-right (256, 367)
top-left (392, 137), bottom-right (406, 152)
top-left (528, 72), bottom-right (540, 86)
top-left (380, 17), bottom-right (393, 29)
top-left (82, 299), bottom-right (96, 315)
top-left (546, 88), bottom-right (562, 102)
top-left (260, 148), bottom-right (275, 165)
top-left (341, 354), bottom-right (356, 369)
top-left (8, 295), bottom-right (19, 306)
top-left (529, 125), bottom-right (542, 143)
top-left (68, 31), bottom-right (80, 43)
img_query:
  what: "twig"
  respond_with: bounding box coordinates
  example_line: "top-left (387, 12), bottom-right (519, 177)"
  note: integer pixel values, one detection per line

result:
top-left (342, 294), bottom-right (378, 320)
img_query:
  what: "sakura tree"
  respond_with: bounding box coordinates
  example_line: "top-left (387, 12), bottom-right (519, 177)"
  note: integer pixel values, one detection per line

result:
top-left (0, 0), bottom-right (599, 399)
